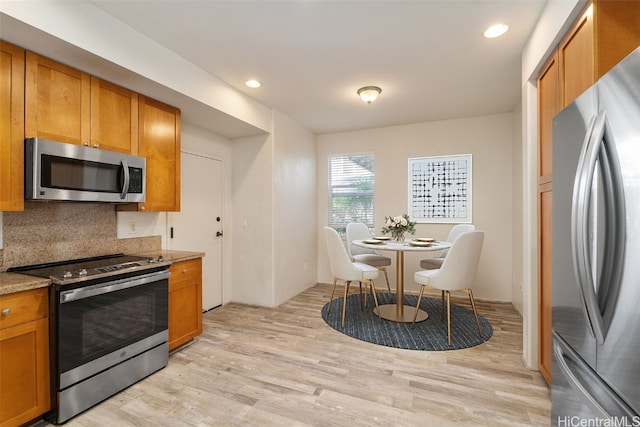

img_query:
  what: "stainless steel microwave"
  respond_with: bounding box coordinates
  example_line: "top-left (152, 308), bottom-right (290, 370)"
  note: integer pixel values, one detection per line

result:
top-left (25, 138), bottom-right (146, 203)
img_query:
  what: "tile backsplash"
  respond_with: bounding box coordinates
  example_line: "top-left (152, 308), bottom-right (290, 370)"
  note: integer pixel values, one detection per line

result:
top-left (1, 202), bottom-right (160, 271)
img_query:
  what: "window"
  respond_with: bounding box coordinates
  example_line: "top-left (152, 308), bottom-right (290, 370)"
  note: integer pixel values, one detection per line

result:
top-left (328, 154), bottom-right (374, 233)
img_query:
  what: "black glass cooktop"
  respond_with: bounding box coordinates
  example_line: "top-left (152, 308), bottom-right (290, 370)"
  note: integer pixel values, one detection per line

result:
top-left (8, 253), bottom-right (168, 285)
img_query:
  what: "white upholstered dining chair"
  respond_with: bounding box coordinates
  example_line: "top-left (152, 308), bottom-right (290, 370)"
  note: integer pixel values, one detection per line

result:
top-left (419, 223), bottom-right (475, 270)
top-left (324, 227), bottom-right (381, 328)
top-left (412, 230), bottom-right (484, 346)
top-left (346, 222), bottom-right (392, 293)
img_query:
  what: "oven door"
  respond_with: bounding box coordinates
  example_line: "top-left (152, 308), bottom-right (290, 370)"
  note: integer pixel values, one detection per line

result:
top-left (56, 270), bottom-right (169, 390)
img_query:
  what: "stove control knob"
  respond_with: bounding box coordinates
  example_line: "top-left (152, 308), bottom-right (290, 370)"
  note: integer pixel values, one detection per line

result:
top-left (148, 258), bottom-right (156, 264)
top-left (63, 271), bottom-right (73, 278)
top-left (78, 269), bottom-right (88, 277)
top-left (158, 255), bottom-right (164, 262)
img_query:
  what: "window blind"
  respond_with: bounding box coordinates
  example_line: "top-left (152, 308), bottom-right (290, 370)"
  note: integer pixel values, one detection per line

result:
top-left (328, 155), bottom-right (374, 232)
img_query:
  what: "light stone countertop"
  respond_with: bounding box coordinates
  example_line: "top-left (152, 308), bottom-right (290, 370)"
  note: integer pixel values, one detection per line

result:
top-left (0, 272), bottom-right (51, 296)
top-left (0, 250), bottom-right (204, 296)
top-left (130, 250), bottom-right (205, 263)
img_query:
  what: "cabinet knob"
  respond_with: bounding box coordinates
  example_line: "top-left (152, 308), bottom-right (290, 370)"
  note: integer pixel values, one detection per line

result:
top-left (181, 269), bottom-right (188, 274)
top-left (93, 143), bottom-right (99, 148)
top-left (83, 141), bottom-right (90, 146)
top-left (140, 206), bottom-right (146, 211)
top-left (1, 308), bottom-right (10, 316)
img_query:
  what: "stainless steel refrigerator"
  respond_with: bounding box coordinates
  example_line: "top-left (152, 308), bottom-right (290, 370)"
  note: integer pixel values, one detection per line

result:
top-left (551, 47), bottom-right (640, 425)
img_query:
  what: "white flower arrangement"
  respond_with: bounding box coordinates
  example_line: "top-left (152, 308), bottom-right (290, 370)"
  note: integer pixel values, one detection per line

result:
top-left (381, 214), bottom-right (416, 241)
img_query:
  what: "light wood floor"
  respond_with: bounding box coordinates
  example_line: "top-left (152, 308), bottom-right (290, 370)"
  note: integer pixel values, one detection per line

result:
top-left (57, 283), bottom-right (550, 426)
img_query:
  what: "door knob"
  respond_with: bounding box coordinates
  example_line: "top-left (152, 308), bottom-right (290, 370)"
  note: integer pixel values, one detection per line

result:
top-left (216, 231), bottom-right (223, 237)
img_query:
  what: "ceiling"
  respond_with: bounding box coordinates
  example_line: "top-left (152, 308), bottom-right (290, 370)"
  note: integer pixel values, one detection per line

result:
top-left (86, 0), bottom-right (545, 135)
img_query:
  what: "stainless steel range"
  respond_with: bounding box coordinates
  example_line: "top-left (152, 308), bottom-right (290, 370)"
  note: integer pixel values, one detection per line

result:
top-left (9, 254), bottom-right (172, 424)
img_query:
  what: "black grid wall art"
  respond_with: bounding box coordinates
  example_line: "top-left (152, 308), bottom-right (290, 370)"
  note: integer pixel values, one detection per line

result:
top-left (408, 154), bottom-right (472, 223)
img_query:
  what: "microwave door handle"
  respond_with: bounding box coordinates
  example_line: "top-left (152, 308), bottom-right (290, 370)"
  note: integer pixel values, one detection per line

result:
top-left (120, 160), bottom-right (130, 200)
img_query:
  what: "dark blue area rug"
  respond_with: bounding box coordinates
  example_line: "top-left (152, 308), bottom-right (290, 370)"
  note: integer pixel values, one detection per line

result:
top-left (321, 292), bottom-right (493, 351)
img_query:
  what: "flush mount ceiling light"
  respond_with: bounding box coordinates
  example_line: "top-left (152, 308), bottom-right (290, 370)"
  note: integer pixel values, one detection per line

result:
top-left (483, 23), bottom-right (509, 39)
top-left (357, 86), bottom-right (382, 103)
top-left (245, 79), bottom-right (261, 88)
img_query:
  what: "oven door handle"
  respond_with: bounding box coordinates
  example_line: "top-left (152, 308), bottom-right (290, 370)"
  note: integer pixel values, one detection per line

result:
top-left (60, 270), bottom-right (170, 303)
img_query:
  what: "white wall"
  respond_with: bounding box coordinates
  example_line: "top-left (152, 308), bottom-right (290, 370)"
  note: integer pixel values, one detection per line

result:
top-left (116, 211), bottom-right (168, 246)
top-left (231, 132), bottom-right (275, 306)
top-left (317, 113), bottom-right (514, 302)
top-left (231, 111), bottom-right (318, 307)
top-left (272, 111), bottom-right (318, 305)
top-left (512, 99), bottom-right (524, 315)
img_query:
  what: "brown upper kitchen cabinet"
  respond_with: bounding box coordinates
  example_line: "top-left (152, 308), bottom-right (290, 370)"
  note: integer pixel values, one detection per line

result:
top-left (25, 52), bottom-right (139, 153)
top-left (25, 52), bottom-right (91, 146)
top-left (0, 41), bottom-right (25, 212)
top-left (125, 96), bottom-right (181, 212)
top-left (90, 77), bottom-right (139, 154)
top-left (537, 52), bottom-right (560, 185)
top-left (559, 4), bottom-right (594, 107)
top-left (559, 0), bottom-right (640, 107)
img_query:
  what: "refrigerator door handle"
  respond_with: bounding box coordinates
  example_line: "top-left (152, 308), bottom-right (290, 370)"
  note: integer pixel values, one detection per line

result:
top-left (571, 112), bottom-right (606, 345)
top-left (553, 332), bottom-right (637, 420)
top-left (595, 114), bottom-right (626, 336)
top-left (553, 333), bottom-right (609, 419)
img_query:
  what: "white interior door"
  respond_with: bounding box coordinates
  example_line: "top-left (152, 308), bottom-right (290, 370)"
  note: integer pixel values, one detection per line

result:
top-left (170, 151), bottom-right (223, 311)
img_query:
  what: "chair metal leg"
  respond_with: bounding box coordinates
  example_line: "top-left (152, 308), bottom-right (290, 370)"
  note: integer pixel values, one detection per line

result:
top-left (358, 281), bottom-right (364, 310)
top-left (441, 290), bottom-right (445, 322)
top-left (411, 285), bottom-right (426, 327)
top-left (468, 289), bottom-right (483, 338)
top-left (368, 279), bottom-right (382, 323)
top-left (327, 278), bottom-right (338, 315)
top-left (379, 267), bottom-right (392, 293)
top-left (341, 281), bottom-right (351, 328)
top-left (446, 291), bottom-right (452, 346)
top-left (362, 280), bottom-right (370, 308)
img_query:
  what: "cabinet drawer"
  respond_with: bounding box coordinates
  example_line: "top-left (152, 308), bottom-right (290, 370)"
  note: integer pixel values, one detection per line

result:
top-left (0, 288), bottom-right (48, 330)
top-left (170, 259), bottom-right (202, 289)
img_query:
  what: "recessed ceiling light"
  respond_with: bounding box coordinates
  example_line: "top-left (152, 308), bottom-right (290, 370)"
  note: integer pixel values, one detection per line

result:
top-left (483, 23), bottom-right (509, 39)
top-left (245, 79), bottom-right (261, 88)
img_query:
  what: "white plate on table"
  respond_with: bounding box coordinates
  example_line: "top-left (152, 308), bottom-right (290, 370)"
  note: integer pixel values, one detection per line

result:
top-left (373, 236), bottom-right (391, 241)
top-left (364, 239), bottom-right (384, 244)
top-left (409, 240), bottom-right (433, 247)
top-left (415, 237), bottom-right (435, 242)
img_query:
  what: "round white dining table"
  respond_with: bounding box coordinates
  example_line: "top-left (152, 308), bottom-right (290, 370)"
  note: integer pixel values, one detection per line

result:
top-left (352, 239), bottom-right (451, 323)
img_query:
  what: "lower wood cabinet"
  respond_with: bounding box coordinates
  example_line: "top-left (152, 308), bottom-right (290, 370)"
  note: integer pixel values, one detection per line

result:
top-left (0, 288), bottom-right (50, 427)
top-left (168, 258), bottom-right (202, 352)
